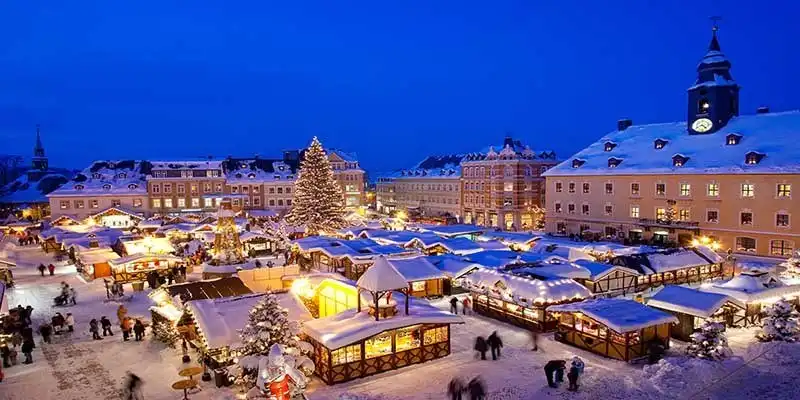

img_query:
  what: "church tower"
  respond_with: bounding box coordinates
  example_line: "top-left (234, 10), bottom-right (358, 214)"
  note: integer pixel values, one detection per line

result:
top-left (687, 24), bottom-right (739, 134)
top-left (32, 124), bottom-right (48, 171)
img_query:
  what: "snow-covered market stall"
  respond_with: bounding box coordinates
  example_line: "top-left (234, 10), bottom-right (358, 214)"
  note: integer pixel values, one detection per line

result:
top-left (701, 268), bottom-right (800, 326)
top-left (464, 268), bottom-right (591, 331)
top-left (109, 253), bottom-right (183, 285)
top-left (549, 298), bottom-right (677, 361)
top-left (646, 285), bottom-right (744, 341)
top-left (608, 245), bottom-right (726, 291)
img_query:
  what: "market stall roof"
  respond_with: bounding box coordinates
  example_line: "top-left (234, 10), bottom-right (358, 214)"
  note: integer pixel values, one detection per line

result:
top-left (464, 268), bottom-right (591, 305)
top-left (78, 249), bottom-right (121, 265)
top-left (647, 285), bottom-right (742, 318)
top-left (239, 231), bottom-right (275, 242)
top-left (611, 246), bottom-right (721, 275)
top-left (573, 259), bottom-right (640, 280)
top-left (702, 271), bottom-right (800, 303)
top-left (88, 205), bottom-right (145, 221)
top-left (356, 256), bottom-right (409, 292)
top-left (161, 277), bottom-right (253, 301)
top-left (121, 237), bottom-right (176, 255)
top-left (464, 250), bottom-right (541, 270)
top-left (303, 294), bottom-right (463, 350)
top-left (427, 254), bottom-right (481, 279)
top-left (109, 253), bottom-right (183, 266)
top-left (549, 298), bottom-right (678, 334)
top-left (413, 224), bottom-right (485, 238)
top-left (248, 209), bottom-right (277, 218)
top-left (477, 231), bottom-right (542, 246)
top-left (506, 257), bottom-right (592, 280)
top-left (385, 256), bottom-right (448, 282)
top-left (409, 237), bottom-right (484, 255)
top-left (136, 219), bottom-right (164, 229)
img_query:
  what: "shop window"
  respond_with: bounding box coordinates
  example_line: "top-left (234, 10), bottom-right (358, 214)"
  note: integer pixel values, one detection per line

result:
top-left (736, 237), bottom-right (756, 252)
top-left (411, 281), bottom-right (426, 292)
top-left (365, 332), bottom-right (392, 359)
top-left (423, 326), bottom-right (448, 345)
top-left (770, 240), bottom-right (793, 257)
top-left (395, 325), bottom-right (421, 352)
top-left (331, 345), bottom-right (361, 366)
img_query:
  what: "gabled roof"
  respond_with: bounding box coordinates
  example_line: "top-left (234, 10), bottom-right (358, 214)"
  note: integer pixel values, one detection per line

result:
top-left (543, 111), bottom-right (800, 176)
top-left (48, 160), bottom-right (149, 197)
top-left (159, 277), bottom-right (253, 301)
top-left (573, 259), bottom-right (640, 280)
top-left (356, 256), bottom-right (408, 292)
top-left (703, 272), bottom-right (800, 303)
top-left (384, 256), bottom-right (448, 282)
top-left (464, 268), bottom-right (590, 306)
top-left (549, 298), bottom-right (678, 334)
top-left (647, 285), bottom-right (741, 318)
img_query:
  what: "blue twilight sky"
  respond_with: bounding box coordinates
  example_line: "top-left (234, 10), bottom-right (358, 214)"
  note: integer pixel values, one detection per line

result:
top-left (1, 1), bottom-right (799, 176)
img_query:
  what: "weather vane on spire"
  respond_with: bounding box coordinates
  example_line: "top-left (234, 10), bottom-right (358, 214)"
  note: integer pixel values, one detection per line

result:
top-left (710, 16), bottom-right (722, 32)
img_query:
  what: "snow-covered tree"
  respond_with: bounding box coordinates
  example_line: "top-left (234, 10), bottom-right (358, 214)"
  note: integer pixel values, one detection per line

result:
top-left (779, 251), bottom-right (800, 279)
top-left (150, 310), bottom-right (181, 348)
top-left (231, 293), bottom-right (313, 390)
top-left (687, 320), bottom-right (732, 360)
top-left (757, 299), bottom-right (800, 342)
top-left (285, 137), bottom-right (345, 234)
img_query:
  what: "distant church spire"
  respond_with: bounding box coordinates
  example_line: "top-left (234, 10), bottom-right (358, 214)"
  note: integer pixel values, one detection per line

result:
top-left (32, 124), bottom-right (48, 172)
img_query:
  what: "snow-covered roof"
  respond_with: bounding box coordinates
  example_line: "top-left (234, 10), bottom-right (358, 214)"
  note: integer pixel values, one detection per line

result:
top-left (381, 154), bottom-right (466, 179)
top-left (239, 231), bottom-right (275, 242)
top-left (222, 158), bottom-right (296, 183)
top-left (692, 245), bottom-right (725, 264)
top-left (384, 256), bottom-right (448, 282)
top-left (77, 249), bottom-right (121, 265)
top-left (356, 256), bottom-right (409, 292)
top-left (543, 111), bottom-right (800, 176)
top-left (248, 209), bottom-right (278, 218)
top-left (302, 294), bottom-right (462, 350)
top-left (89, 205), bottom-right (145, 220)
top-left (2, 172), bottom-right (71, 203)
top-left (426, 254), bottom-right (481, 279)
top-left (121, 237), bottom-right (175, 255)
top-left (573, 259), bottom-right (640, 280)
top-left (409, 236), bottom-right (484, 255)
top-left (647, 285), bottom-right (741, 318)
top-left (505, 256), bottom-right (592, 280)
top-left (464, 268), bottom-right (591, 306)
top-left (109, 253), bottom-right (183, 266)
top-left (702, 272), bottom-right (800, 303)
top-left (186, 293), bottom-right (264, 349)
top-left (464, 250), bottom-right (542, 270)
top-left (149, 160), bottom-right (223, 171)
top-left (613, 247), bottom-right (721, 275)
top-left (477, 231), bottom-right (542, 246)
top-left (48, 160), bottom-right (148, 197)
top-left (413, 224), bottom-right (485, 238)
top-left (549, 298), bottom-right (678, 334)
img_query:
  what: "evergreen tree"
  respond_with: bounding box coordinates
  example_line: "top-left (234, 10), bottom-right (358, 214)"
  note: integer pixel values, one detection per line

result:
top-left (757, 299), bottom-right (800, 342)
top-left (780, 251), bottom-right (800, 279)
top-left (286, 137), bottom-right (345, 234)
top-left (150, 311), bottom-right (181, 348)
top-left (686, 320), bottom-right (732, 360)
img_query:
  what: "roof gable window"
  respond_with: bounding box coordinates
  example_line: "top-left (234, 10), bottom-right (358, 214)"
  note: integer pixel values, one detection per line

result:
top-left (745, 151), bottom-right (765, 165)
top-left (604, 141), bottom-right (617, 152)
top-left (726, 133), bottom-right (742, 145)
top-left (571, 159), bottom-right (586, 169)
top-left (672, 154), bottom-right (689, 167)
top-left (608, 157), bottom-right (622, 168)
top-left (654, 139), bottom-right (668, 150)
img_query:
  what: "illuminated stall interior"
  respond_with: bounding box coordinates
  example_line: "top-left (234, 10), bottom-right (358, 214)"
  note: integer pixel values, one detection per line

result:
top-left (76, 248), bottom-right (120, 279)
top-left (701, 269), bottom-right (800, 326)
top-left (109, 253), bottom-right (183, 284)
top-left (549, 298), bottom-right (677, 361)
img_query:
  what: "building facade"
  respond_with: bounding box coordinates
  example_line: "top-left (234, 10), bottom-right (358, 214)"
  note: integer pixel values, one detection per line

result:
top-left (543, 29), bottom-right (800, 258)
top-left (327, 149), bottom-right (365, 209)
top-left (222, 157), bottom-right (297, 213)
top-left (48, 160), bottom-right (150, 220)
top-left (377, 155), bottom-right (464, 220)
top-left (146, 160), bottom-right (226, 215)
top-left (461, 136), bottom-right (558, 230)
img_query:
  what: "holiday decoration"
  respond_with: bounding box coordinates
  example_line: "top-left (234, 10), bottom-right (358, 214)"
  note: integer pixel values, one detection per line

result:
top-left (285, 137), bottom-right (345, 234)
top-left (779, 250), bottom-right (800, 279)
top-left (230, 293), bottom-right (313, 391)
top-left (213, 197), bottom-right (245, 264)
top-left (150, 310), bottom-right (181, 348)
top-left (686, 320), bottom-right (732, 360)
top-left (255, 344), bottom-right (311, 400)
top-left (757, 299), bottom-right (800, 342)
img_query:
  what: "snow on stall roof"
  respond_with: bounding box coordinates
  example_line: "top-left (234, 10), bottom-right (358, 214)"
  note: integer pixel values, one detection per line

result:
top-left (109, 253), bottom-right (183, 266)
top-left (475, 241), bottom-right (509, 251)
top-left (506, 257), bottom-right (591, 280)
top-left (464, 268), bottom-right (591, 305)
top-left (549, 298), bottom-right (678, 334)
top-left (464, 250), bottom-right (541, 270)
top-left (414, 224), bottom-right (485, 238)
top-left (386, 256), bottom-right (448, 282)
top-left (645, 248), bottom-right (714, 273)
top-left (702, 272), bottom-right (800, 303)
top-left (542, 111), bottom-right (800, 176)
top-left (122, 237), bottom-right (175, 255)
top-left (693, 245), bottom-right (725, 264)
top-left (77, 249), bottom-right (121, 265)
top-left (426, 254), bottom-right (480, 279)
top-left (302, 294), bottom-right (462, 350)
top-left (356, 256), bottom-right (409, 292)
top-left (647, 285), bottom-right (740, 318)
top-left (185, 293), bottom-right (264, 349)
top-left (573, 259), bottom-right (640, 280)
top-left (477, 231), bottom-right (542, 245)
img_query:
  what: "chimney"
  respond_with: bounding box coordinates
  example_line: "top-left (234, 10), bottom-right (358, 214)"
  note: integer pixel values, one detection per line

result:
top-left (617, 119), bottom-right (633, 131)
top-left (756, 106), bottom-right (770, 114)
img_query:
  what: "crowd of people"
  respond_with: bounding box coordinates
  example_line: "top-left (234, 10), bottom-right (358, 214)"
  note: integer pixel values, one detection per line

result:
top-left (37, 263), bottom-right (57, 277)
top-left (54, 281), bottom-right (77, 306)
top-left (12, 232), bottom-right (40, 247)
top-left (1, 305), bottom-right (38, 368)
top-left (145, 265), bottom-right (188, 289)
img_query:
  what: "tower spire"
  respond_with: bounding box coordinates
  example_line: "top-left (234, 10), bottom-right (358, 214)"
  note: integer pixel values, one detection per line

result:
top-left (708, 16), bottom-right (722, 51)
top-left (31, 124), bottom-right (49, 172)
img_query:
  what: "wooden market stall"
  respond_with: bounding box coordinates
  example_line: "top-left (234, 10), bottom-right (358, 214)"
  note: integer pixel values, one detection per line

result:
top-left (463, 268), bottom-right (591, 331)
top-left (701, 269), bottom-right (800, 327)
top-left (87, 206), bottom-right (145, 229)
top-left (609, 246), bottom-right (725, 292)
top-left (647, 285), bottom-right (744, 341)
top-left (302, 261), bottom-right (462, 384)
top-left (109, 253), bottom-right (183, 284)
top-left (76, 248), bottom-right (120, 279)
top-left (549, 298), bottom-right (677, 361)
top-left (573, 260), bottom-right (642, 296)
top-left (240, 231), bottom-right (280, 256)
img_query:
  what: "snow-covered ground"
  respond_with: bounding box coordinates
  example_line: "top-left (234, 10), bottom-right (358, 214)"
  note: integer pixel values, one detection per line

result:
top-left (2, 237), bottom-right (798, 399)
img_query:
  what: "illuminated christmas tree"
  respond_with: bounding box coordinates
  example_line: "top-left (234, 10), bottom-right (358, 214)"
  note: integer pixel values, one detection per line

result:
top-left (757, 299), bottom-right (800, 342)
top-left (286, 137), bottom-right (345, 234)
top-left (214, 197), bottom-right (245, 264)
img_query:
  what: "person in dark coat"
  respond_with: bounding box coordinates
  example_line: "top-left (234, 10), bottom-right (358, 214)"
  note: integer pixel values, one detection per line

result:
top-left (125, 372), bottom-right (143, 400)
top-left (133, 320), bottom-right (145, 341)
top-left (100, 316), bottom-right (114, 336)
top-left (474, 336), bottom-right (488, 360)
top-left (89, 319), bottom-right (102, 340)
top-left (567, 357), bottom-right (585, 392)
top-left (39, 323), bottom-right (52, 344)
top-left (24, 306), bottom-right (33, 326)
top-left (467, 377), bottom-right (486, 400)
top-left (21, 326), bottom-right (34, 348)
top-left (487, 331), bottom-right (503, 360)
top-left (449, 297), bottom-right (459, 314)
top-left (21, 339), bottom-right (34, 364)
top-left (178, 264), bottom-right (187, 278)
top-left (447, 377), bottom-right (465, 400)
top-left (544, 359), bottom-right (567, 388)
top-left (38, 264), bottom-right (46, 277)
top-left (1, 343), bottom-right (10, 368)
top-left (47, 264), bottom-right (55, 276)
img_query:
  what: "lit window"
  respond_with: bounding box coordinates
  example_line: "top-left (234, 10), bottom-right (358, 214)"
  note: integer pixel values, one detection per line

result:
top-left (726, 134), bottom-right (741, 145)
top-left (630, 205), bottom-right (640, 218)
top-left (672, 155), bottom-right (688, 167)
top-left (741, 184), bottom-right (754, 198)
top-left (582, 183), bottom-right (590, 194)
top-left (555, 202), bottom-right (562, 213)
top-left (777, 213), bottom-right (790, 227)
top-left (75, 200), bottom-right (84, 209)
top-left (555, 182), bottom-right (563, 193)
top-left (133, 199), bottom-right (142, 208)
top-left (706, 210), bottom-right (719, 223)
top-left (740, 212), bottom-right (753, 225)
top-left (654, 139), bottom-right (668, 150)
top-left (745, 152), bottom-right (764, 165)
top-left (204, 198), bottom-right (213, 208)
top-left (770, 240), bottom-right (793, 257)
top-left (605, 183), bottom-right (613, 194)
top-left (630, 183), bottom-right (640, 195)
top-left (679, 209), bottom-right (690, 221)
top-left (191, 198), bottom-right (200, 207)
top-left (778, 184), bottom-right (791, 197)
top-left (604, 142), bottom-right (616, 152)
top-left (736, 237), bottom-right (756, 252)
top-left (152, 199), bottom-right (161, 208)
top-left (707, 183), bottom-right (719, 197)
top-left (679, 183), bottom-right (691, 196)
top-left (656, 183), bottom-right (666, 196)
top-left (656, 208), bottom-right (667, 221)
top-left (164, 198), bottom-right (173, 208)
top-left (177, 198), bottom-right (186, 208)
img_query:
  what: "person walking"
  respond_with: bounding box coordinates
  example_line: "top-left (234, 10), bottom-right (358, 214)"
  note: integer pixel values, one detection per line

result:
top-left (100, 316), bottom-right (114, 336)
top-left (89, 319), bottom-right (102, 340)
top-left (65, 313), bottom-right (75, 333)
top-left (117, 304), bottom-right (128, 325)
top-left (530, 330), bottom-right (539, 351)
top-left (37, 264), bottom-right (46, 277)
top-left (474, 336), bottom-right (488, 360)
top-left (461, 297), bottom-right (471, 315)
top-left (69, 287), bottom-right (77, 305)
top-left (567, 357), bottom-right (585, 392)
top-left (133, 320), bottom-right (145, 341)
top-left (21, 339), bottom-right (34, 364)
top-left (122, 317), bottom-right (133, 341)
top-left (21, 326), bottom-right (34, 349)
top-left (447, 377), bottom-right (465, 400)
top-left (449, 297), bottom-right (459, 314)
top-left (124, 372), bottom-right (143, 400)
top-left (47, 264), bottom-right (55, 276)
top-left (39, 323), bottom-right (52, 344)
top-left (24, 306), bottom-right (33, 326)
top-left (487, 331), bottom-right (503, 360)
top-left (467, 377), bottom-right (486, 400)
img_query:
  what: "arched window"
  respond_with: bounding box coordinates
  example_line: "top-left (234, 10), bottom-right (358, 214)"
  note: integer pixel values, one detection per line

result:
top-left (74, 184), bottom-right (85, 190)
top-left (127, 183), bottom-right (138, 190)
top-left (102, 184), bottom-right (112, 191)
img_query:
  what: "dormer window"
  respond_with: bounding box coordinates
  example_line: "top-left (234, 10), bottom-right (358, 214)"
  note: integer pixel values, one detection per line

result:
top-left (604, 142), bottom-right (617, 152)
top-left (287, 175), bottom-right (294, 179)
top-left (274, 175), bottom-right (281, 180)
top-left (92, 173), bottom-right (102, 179)
top-left (117, 173), bottom-right (127, 179)
top-left (608, 158), bottom-right (622, 168)
top-left (235, 173), bottom-right (242, 179)
top-left (745, 151), bottom-right (765, 165)
top-left (698, 98), bottom-right (710, 113)
top-left (672, 154), bottom-right (689, 167)
top-left (571, 159), bottom-right (586, 169)
top-left (127, 183), bottom-right (138, 190)
top-left (74, 184), bottom-right (85, 191)
top-left (102, 184), bottom-right (112, 191)
top-left (654, 139), bottom-right (668, 150)
top-left (248, 173), bottom-right (256, 179)
top-left (241, 164), bottom-right (248, 169)
top-left (278, 166), bottom-right (285, 171)
top-left (726, 133), bottom-right (742, 145)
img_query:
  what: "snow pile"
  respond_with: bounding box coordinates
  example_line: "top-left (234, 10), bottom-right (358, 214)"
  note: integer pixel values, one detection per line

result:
top-left (641, 357), bottom-right (738, 396)
top-left (756, 299), bottom-right (800, 342)
top-left (744, 341), bottom-right (800, 366)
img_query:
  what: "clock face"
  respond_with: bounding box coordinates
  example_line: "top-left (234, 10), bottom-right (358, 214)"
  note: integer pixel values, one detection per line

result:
top-left (692, 118), bottom-right (713, 133)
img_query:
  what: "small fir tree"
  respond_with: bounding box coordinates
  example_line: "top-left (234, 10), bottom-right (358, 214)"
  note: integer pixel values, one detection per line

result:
top-left (285, 137), bottom-right (345, 234)
top-left (687, 320), bottom-right (732, 360)
top-left (757, 299), bottom-right (800, 342)
top-left (150, 310), bottom-right (181, 348)
top-left (780, 251), bottom-right (800, 279)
